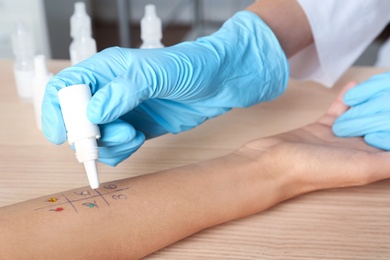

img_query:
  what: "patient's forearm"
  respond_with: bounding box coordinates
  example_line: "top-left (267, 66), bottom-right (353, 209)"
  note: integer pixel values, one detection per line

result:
top-left (2, 79), bottom-right (389, 259)
top-left (0, 152), bottom-right (294, 260)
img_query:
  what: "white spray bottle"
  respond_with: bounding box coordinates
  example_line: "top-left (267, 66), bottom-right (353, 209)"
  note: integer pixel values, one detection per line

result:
top-left (58, 84), bottom-right (100, 189)
top-left (140, 4), bottom-right (164, 49)
top-left (69, 2), bottom-right (97, 65)
top-left (32, 55), bottom-right (53, 131)
top-left (11, 21), bottom-right (35, 102)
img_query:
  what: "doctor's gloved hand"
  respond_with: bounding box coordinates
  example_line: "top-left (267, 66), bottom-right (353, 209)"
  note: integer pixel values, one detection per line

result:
top-left (333, 72), bottom-right (390, 150)
top-left (42, 11), bottom-right (289, 166)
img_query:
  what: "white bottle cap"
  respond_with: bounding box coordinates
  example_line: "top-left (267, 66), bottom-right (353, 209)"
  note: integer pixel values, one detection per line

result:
top-left (58, 84), bottom-right (100, 144)
top-left (58, 84), bottom-right (100, 189)
top-left (70, 2), bottom-right (92, 39)
top-left (141, 4), bottom-right (163, 42)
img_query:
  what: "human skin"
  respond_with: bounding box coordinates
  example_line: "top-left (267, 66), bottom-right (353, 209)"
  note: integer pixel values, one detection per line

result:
top-left (247, 0), bottom-right (313, 57)
top-left (1, 82), bottom-right (390, 259)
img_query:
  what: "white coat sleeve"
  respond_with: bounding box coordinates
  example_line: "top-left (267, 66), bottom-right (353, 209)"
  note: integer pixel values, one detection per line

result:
top-left (289, 0), bottom-right (390, 87)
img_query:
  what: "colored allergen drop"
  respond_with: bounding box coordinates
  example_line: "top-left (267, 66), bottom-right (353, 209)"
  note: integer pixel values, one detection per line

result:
top-left (81, 191), bottom-right (89, 196)
top-left (87, 203), bottom-right (95, 208)
top-left (82, 202), bottom-right (97, 208)
top-left (49, 207), bottom-right (64, 212)
top-left (48, 198), bottom-right (58, 202)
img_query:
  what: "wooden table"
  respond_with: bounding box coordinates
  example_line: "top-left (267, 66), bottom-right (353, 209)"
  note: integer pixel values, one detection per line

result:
top-left (1, 59), bottom-right (390, 259)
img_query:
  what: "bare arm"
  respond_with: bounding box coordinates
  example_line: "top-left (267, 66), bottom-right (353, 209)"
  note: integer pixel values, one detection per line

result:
top-left (247, 0), bottom-right (313, 57)
top-left (0, 152), bottom-right (293, 259)
top-left (1, 83), bottom-right (390, 259)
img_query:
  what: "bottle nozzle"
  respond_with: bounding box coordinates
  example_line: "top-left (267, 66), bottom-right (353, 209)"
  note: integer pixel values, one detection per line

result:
top-left (141, 4), bottom-right (163, 41)
top-left (70, 2), bottom-right (92, 38)
top-left (84, 160), bottom-right (99, 189)
top-left (145, 4), bottom-right (156, 16)
top-left (75, 2), bottom-right (86, 14)
top-left (11, 20), bottom-right (34, 58)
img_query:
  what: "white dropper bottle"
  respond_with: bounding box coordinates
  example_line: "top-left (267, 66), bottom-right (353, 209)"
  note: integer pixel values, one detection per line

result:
top-left (69, 2), bottom-right (97, 65)
top-left (58, 84), bottom-right (100, 189)
top-left (11, 21), bottom-right (35, 102)
top-left (140, 4), bottom-right (164, 49)
top-left (32, 55), bottom-right (53, 131)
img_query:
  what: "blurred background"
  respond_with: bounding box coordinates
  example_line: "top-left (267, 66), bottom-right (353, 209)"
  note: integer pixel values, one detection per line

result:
top-left (0, 0), bottom-right (253, 59)
top-left (0, 0), bottom-right (389, 64)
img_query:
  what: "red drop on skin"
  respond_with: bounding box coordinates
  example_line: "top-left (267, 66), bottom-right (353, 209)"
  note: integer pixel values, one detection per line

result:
top-left (50, 207), bottom-right (64, 212)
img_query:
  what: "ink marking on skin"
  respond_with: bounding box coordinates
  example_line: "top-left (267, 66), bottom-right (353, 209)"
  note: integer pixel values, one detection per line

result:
top-left (94, 189), bottom-right (110, 206)
top-left (49, 207), bottom-right (64, 212)
top-left (62, 194), bottom-right (78, 213)
top-left (104, 184), bottom-right (117, 189)
top-left (34, 184), bottom-right (130, 213)
top-left (112, 194), bottom-right (127, 200)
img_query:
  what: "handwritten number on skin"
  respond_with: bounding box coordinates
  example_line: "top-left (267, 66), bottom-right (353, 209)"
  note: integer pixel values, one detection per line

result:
top-left (112, 194), bottom-right (127, 200)
top-left (104, 184), bottom-right (117, 190)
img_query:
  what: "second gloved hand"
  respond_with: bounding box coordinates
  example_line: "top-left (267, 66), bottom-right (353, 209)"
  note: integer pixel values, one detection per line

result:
top-left (42, 11), bottom-right (289, 166)
top-left (333, 71), bottom-right (390, 150)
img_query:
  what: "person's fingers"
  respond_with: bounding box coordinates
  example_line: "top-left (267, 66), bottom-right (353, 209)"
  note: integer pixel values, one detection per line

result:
top-left (364, 132), bottom-right (390, 151)
top-left (98, 131), bottom-right (145, 167)
top-left (317, 81), bottom-right (357, 126)
top-left (51, 47), bottom-right (130, 93)
top-left (42, 47), bottom-right (130, 144)
top-left (343, 71), bottom-right (390, 106)
top-left (332, 112), bottom-right (390, 137)
top-left (41, 86), bottom-right (67, 144)
top-left (335, 92), bottom-right (390, 121)
top-left (97, 119), bottom-right (138, 146)
top-left (86, 71), bottom-right (155, 124)
top-left (86, 45), bottom-right (217, 125)
top-left (97, 120), bottom-right (145, 166)
top-left (119, 99), bottom-right (231, 136)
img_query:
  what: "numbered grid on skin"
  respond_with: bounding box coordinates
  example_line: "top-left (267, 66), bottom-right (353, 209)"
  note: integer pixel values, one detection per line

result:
top-left (34, 184), bottom-right (129, 213)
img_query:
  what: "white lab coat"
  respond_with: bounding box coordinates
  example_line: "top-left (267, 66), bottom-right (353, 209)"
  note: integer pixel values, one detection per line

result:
top-left (290, 0), bottom-right (390, 87)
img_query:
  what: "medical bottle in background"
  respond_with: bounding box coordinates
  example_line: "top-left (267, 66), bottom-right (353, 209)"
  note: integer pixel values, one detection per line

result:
top-left (11, 21), bottom-right (35, 102)
top-left (140, 4), bottom-right (164, 49)
top-left (69, 2), bottom-right (97, 65)
top-left (32, 55), bottom-right (53, 131)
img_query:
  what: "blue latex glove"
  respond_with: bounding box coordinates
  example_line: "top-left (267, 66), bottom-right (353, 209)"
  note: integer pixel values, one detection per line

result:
top-left (332, 71), bottom-right (390, 150)
top-left (42, 11), bottom-right (289, 166)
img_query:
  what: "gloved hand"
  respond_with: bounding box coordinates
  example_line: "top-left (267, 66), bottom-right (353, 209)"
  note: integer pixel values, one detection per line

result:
top-left (332, 71), bottom-right (390, 150)
top-left (42, 11), bottom-right (289, 166)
